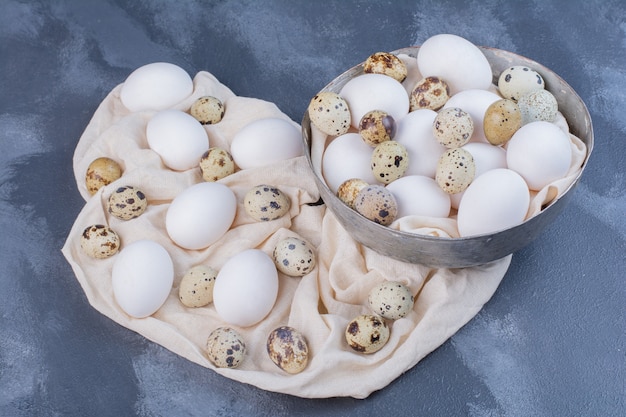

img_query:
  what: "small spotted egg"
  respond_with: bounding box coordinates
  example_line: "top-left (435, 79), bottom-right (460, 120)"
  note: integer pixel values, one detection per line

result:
top-left (354, 185), bottom-right (398, 226)
top-left (435, 147), bottom-right (476, 194)
top-left (206, 327), bottom-right (246, 369)
top-left (307, 92), bottom-right (351, 136)
top-left (498, 66), bottom-right (545, 101)
top-left (266, 326), bottom-right (309, 374)
top-left (273, 237), bottom-right (316, 277)
top-left (190, 96), bottom-right (225, 125)
top-left (337, 178), bottom-right (369, 209)
top-left (244, 185), bottom-right (291, 222)
top-left (371, 140), bottom-right (409, 184)
top-left (409, 76), bottom-right (451, 111)
top-left (199, 147), bottom-right (235, 182)
top-left (345, 314), bottom-right (390, 354)
top-left (107, 186), bottom-right (148, 220)
top-left (483, 99), bottom-right (522, 146)
top-left (368, 281), bottom-right (414, 320)
top-left (80, 224), bottom-right (120, 259)
top-left (358, 110), bottom-right (396, 146)
top-left (86, 157), bottom-right (122, 196)
top-left (433, 107), bottom-right (474, 148)
top-left (518, 89), bottom-right (558, 125)
top-left (363, 52), bottom-right (408, 83)
top-left (178, 265), bottom-right (217, 308)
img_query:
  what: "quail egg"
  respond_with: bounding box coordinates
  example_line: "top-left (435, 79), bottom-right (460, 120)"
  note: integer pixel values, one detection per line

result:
top-left (368, 281), bottom-right (414, 320)
top-left (370, 140), bottom-right (409, 184)
top-left (363, 52), bottom-right (408, 83)
top-left (483, 99), bottom-right (522, 146)
top-left (337, 178), bottom-right (369, 209)
top-left (359, 110), bottom-right (396, 147)
top-left (435, 147), bottom-right (476, 194)
top-left (267, 326), bottom-right (309, 374)
top-left (517, 89), bottom-right (558, 125)
top-left (107, 186), bottom-right (148, 220)
top-left (199, 147), bottom-right (235, 182)
top-left (190, 96), bottom-right (225, 125)
top-left (354, 185), bottom-right (398, 226)
top-left (244, 185), bottom-right (291, 222)
top-left (273, 237), bottom-right (316, 277)
top-left (85, 157), bottom-right (122, 196)
top-left (410, 76), bottom-right (451, 111)
top-left (433, 107), bottom-right (474, 148)
top-left (80, 224), bottom-right (120, 259)
top-left (206, 327), bottom-right (246, 368)
top-left (498, 65), bottom-right (545, 101)
top-left (178, 265), bottom-right (218, 308)
top-left (345, 314), bottom-right (390, 354)
top-left (307, 92), bottom-right (351, 136)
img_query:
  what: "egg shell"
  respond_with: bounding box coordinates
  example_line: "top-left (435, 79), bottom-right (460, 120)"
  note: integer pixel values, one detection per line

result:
top-left (354, 185), bottom-right (398, 226)
top-left (107, 186), bottom-right (148, 220)
top-left (371, 140), bottom-right (409, 184)
top-left (146, 109), bottom-right (209, 171)
top-left (409, 76), bottom-right (451, 111)
top-left (206, 327), bottom-right (246, 369)
top-left (111, 240), bottom-right (174, 318)
top-left (80, 224), bottom-right (120, 259)
top-left (433, 107), bottom-right (474, 148)
top-left (119, 62), bottom-right (193, 112)
top-left (483, 99), bottom-right (522, 145)
top-left (178, 265), bottom-right (217, 308)
top-left (363, 52), bottom-right (408, 83)
top-left (244, 185), bottom-right (291, 222)
top-left (359, 110), bottom-right (396, 146)
top-left (518, 89), bottom-right (558, 125)
top-left (308, 91), bottom-right (351, 136)
top-left (165, 182), bottom-right (237, 250)
top-left (266, 326), bottom-right (309, 374)
top-left (337, 178), bottom-right (369, 209)
top-left (417, 34), bottom-right (492, 95)
top-left (368, 281), bottom-right (414, 320)
top-left (213, 249), bottom-right (279, 327)
top-left (345, 314), bottom-right (390, 354)
top-left (340, 73), bottom-right (409, 129)
top-left (273, 237), bottom-right (316, 277)
top-left (394, 110), bottom-right (446, 178)
top-left (457, 168), bottom-right (530, 236)
top-left (506, 121), bottom-right (572, 191)
top-left (190, 96), bottom-right (225, 125)
top-left (498, 65), bottom-right (545, 101)
top-left (230, 118), bottom-right (303, 170)
top-left (322, 133), bottom-right (377, 193)
top-left (435, 148), bottom-right (476, 194)
top-left (199, 147), bottom-right (235, 182)
top-left (444, 89), bottom-right (502, 144)
top-left (85, 157), bottom-right (122, 196)
top-left (386, 175), bottom-right (451, 219)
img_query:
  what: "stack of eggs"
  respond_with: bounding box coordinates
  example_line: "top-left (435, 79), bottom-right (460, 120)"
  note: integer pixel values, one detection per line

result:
top-left (310, 34), bottom-right (574, 238)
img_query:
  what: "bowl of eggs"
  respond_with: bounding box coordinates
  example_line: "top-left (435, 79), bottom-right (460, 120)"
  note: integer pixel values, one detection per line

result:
top-left (302, 34), bottom-right (593, 268)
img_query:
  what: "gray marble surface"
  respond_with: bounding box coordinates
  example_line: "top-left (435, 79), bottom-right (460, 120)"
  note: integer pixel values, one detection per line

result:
top-left (1, 1), bottom-right (624, 416)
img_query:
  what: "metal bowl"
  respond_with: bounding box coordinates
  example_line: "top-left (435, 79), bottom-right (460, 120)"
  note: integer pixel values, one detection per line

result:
top-left (302, 46), bottom-right (593, 268)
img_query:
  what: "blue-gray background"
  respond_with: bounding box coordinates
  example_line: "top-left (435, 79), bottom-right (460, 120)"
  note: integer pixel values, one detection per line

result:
top-left (1, 1), bottom-right (624, 416)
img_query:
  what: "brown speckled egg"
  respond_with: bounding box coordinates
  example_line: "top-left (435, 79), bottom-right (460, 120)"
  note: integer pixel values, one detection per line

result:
top-left (307, 92), bottom-right (351, 136)
top-left (190, 96), bottom-right (225, 125)
top-left (80, 224), bottom-right (120, 259)
top-left (273, 237), bottom-right (316, 277)
top-left (107, 186), bottom-right (148, 220)
top-left (368, 281), bottom-right (414, 320)
top-left (410, 76), bottom-right (451, 111)
top-left (178, 265), bottom-right (218, 308)
top-left (359, 110), bottom-right (396, 146)
top-left (345, 314), bottom-right (389, 354)
top-left (498, 66), bottom-right (545, 101)
top-left (86, 157), bottom-right (122, 196)
top-left (435, 148), bottom-right (476, 194)
top-left (518, 89), bottom-right (558, 125)
top-left (337, 178), bottom-right (369, 209)
top-left (354, 185), bottom-right (397, 226)
top-left (363, 52), bottom-right (408, 83)
top-left (244, 185), bottom-right (291, 222)
top-left (199, 147), bottom-right (235, 182)
top-left (266, 326), bottom-right (309, 374)
top-left (206, 327), bottom-right (246, 368)
top-left (433, 107), bottom-right (474, 148)
top-left (370, 140), bottom-right (409, 184)
top-left (483, 99), bottom-right (522, 145)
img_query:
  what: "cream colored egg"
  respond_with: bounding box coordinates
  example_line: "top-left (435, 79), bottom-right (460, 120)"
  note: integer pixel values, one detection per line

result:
top-left (359, 110), bottom-right (396, 146)
top-left (518, 89), bottom-right (558, 125)
top-left (322, 133), bottom-right (377, 193)
top-left (345, 314), bottom-right (390, 354)
top-left (244, 185), bottom-right (291, 222)
top-left (498, 65), bottom-right (545, 101)
top-left (266, 326), bottom-right (309, 374)
top-left (273, 237), bottom-right (316, 277)
top-left (308, 91), bottom-right (351, 136)
top-left (354, 185), bottom-right (398, 226)
top-left (433, 107), bottom-right (474, 148)
top-left (85, 157), bottom-right (122, 196)
top-left (363, 52), bottom-right (408, 83)
top-left (410, 76), bottom-right (451, 111)
top-left (337, 178), bottom-right (369, 209)
top-left (371, 141), bottom-right (409, 184)
top-left (178, 265), bottom-right (217, 308)
top-left (435, 148), bottom-right (476, 194)
top-left (190, 96), bottom-right (225, 125)
top-left (444, 89), bottom-right (501, 144)
top-left (386, 175), bottom-right (451, 218)
top-left (394, 109), bottom-right (446, 178)
top-left (80, 224), bottom-right (120, 259)
top-left (107, 185), bottom-right (148, 220)
top-left (368, 281), bottom-right (414, 320)
top-left (483, 99), bottom-right (522, 145)
top-left (206, 327), bottom-right (246, 368)
top-left (199, 147), bottom-right (235, 182)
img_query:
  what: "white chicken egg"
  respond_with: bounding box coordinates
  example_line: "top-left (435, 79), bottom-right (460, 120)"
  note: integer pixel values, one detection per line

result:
top-left (386, 175), bottom-right (451, 219)
top-left (444, 89), bottom-right (502, 144)
top-left (457, 168), bottom-right (530, 237)
top-left (506, 121), bottom-right (572, 191)
top-left (146, 109), bottom-right (209, 171)
top-left (340, 73), bottom-right (409, 128)
top-left (112, 240), bottom-right (174, 318)
top-left (119, 62), bottom-right (193, 112)
top-left (165, 182), bottom-right (237, 250)
top-left (394, 109), bottom-right (446, 178)
top-left (322, 132), bottom-right (377, 193)
top-left (213, 249), bottom-right (279, 327)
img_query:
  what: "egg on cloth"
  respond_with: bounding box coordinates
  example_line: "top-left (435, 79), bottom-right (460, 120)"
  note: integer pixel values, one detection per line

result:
top-left (206, 327), bottom-right (246, 369)
top-left (190, 96), bottom-right (225, 125)
top-left (266, 326), bottom-right (309, 374)
top-left (307, 92), bottom-right (351, 136)
top-left (178, 265), bottom-right (218, 308)
top-left (199, 147), bottom-right (235, 182)
top-left (363, 52), bottom-right (408, 83)
top-left (107, 186), bottom-right (148, 220)
top-left (244, 185), bottom-right (291, 222)
top-left (345, 314), bottom-right (390, 354)
top-left (80, 224), bottom-right (120, 259)
top-left (85, 157), bottom-right (122, 196)
top-left (368, 281), bottom-right (414, 320)
top-left (272, 237), bottom-right (316, 277)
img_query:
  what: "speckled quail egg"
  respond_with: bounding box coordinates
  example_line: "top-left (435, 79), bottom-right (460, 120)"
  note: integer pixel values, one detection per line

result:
top-left (435, 147), bottom-right (476, 194)
top-left (86, 157), bottom-right (122, 196)
top-left (483, 99), bottom-right (522, 146)
top-left (273, 237), bottom-right (316, 277)
top-left (345, 314), bottom-right (390, 354)
top-left (178, 265), bottom-right (218, 308)
top-left (337, 178), bottom-right (369, 209)
top-left (498, 66), bottom-right (545, 101)
top-left (363, 52), bottom-right (408, 83)
top-left (370, 140), bottom-right (409, 184)
top-left (199, 147), bottom-right (235, 182)
top-left (244, 185), bottom-right (291, 222)
top-left (190, 96), bottom-right (225, 125)
top-left (267, 326), bottom-right (309, 374)
top-left (206, 327), bottom-right (246, 369)
top-left (354, 185), bottom-right (397, 226)
top-left (368, 281), bottom-right (414, 320)
top-left (409, 76), bottom-right (451, 111)
top-left (307, 92), bottom-right (351, 136)
top-left (80, 224), bottom-right (120, 259)
top-left (359, 110), bottom-right (397, 146)
top-left (517, 89), bottom-right (558, 125)
top-left (107, 186), bottom-right (148, 220)
top-left (433, 107), bottom-right (474, 148)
